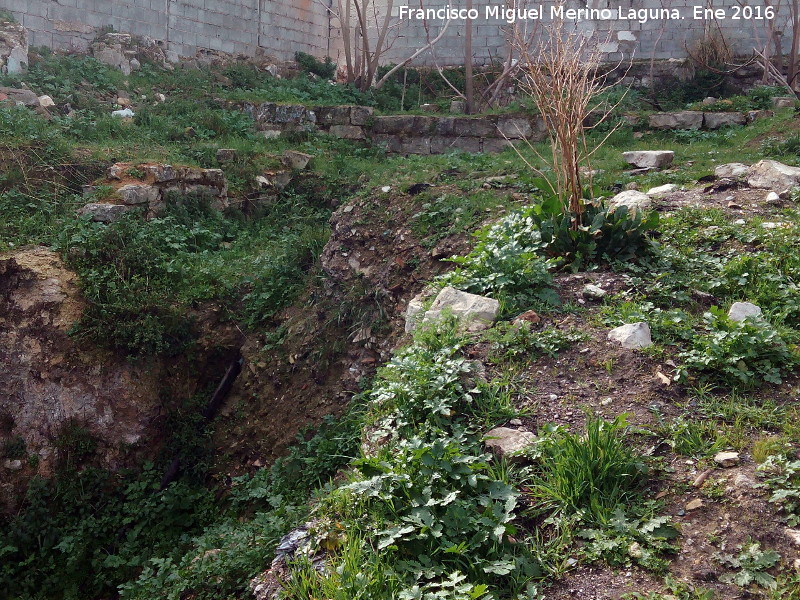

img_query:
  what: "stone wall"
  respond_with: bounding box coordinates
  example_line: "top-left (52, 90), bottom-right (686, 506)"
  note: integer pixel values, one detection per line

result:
top-left (244, 101), bottom-right (549, 154)
top-left (1, 0), bottom-right (332, 61)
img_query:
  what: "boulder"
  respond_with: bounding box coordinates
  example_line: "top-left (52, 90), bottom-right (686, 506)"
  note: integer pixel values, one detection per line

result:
top-left (0, 21), bottom-right (28, 74)
top-left (646, 183), bottom-right (678, 196)
top-left (648, 111), bottom-right (703, 130)
top-left (282, 150), bottom-right (313, 170)
top-left (0, 86), bottom-right (39, 107)
top-left (747, 160), bottom-right (800, 194)
top-left (772, 96), bottom-right (796, 109)
top-left (608, 190), bottom-right (652, 214)
top-left (727, 301), bottom-right (762, 322)
top-left (703, 112), bottom-right (746, 129)
top-left (78, 203), bottom-right (134, 223)
top-left (422, 286), bottom-right (500, 332)
top-left (607, 322), bottom-right (653, 349)
top-left (623, 150), bottom-right (674, 169)
top-left (483, 427), bottom-right (536, 462)
top-left (714, 163), bottom-right (749, 179)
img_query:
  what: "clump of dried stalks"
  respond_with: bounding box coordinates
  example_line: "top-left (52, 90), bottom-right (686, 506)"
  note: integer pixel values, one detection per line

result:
top-left (512, 12), bottom-right (624, 225)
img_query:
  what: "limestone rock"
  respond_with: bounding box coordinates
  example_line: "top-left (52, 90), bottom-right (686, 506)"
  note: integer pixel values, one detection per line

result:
top-left (483, 427), bottom-right (536, 462)
top-left (608, 190), bottom-right (653, 214)
top-left (713, 451), bottom-right (739, 467)
top-left (0, 86), bottom-right (39, 107)
top-left (607, 322), bottom-right (653, 349)
top-left (282, 150), bottom-right (313, 170)
top-left (582, 284), bottom-right (607, 300)
top-left (0, 21), bottom-right (28, 74)
top-left (78, 203), bottom-right (134, 223)
top-left (117, 184), bottom-right (160, 206)
top-left (38, 95), bottom-right (55, 108)
top-left (405, 292), bottom-right (426, 333)
top-left (747, 160), bottom-right (800, 194)
top-left (686, 498), bottom-right (704, 511)
top-left (646, 183), bottom-right (678, 196)
top-left (329, 125), bottom-right (365, 140)
top-left (714, 163), bottom-right (749, 179)
top-left (623, 150), bottom-right (674, 169)
top-left (648, 111), bottom-right (703, 130)
top-left (727, 302), bottom-right (762, 322)
top-left (786, 528), bottom-right (800, 548)
top-left (422, 286), bottom-right (500, 332)
top-left (765, 191), bottom-right (781, 204)
top-left (216, 148), bottom-right (238, 163)
top-left (703, 112), bottom-right (746, 129)
top-left (772, 96), bottom-right (796, 109)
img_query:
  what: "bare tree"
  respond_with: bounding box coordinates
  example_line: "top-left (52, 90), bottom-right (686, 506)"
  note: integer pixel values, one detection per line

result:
top-left (512, 6), bottom-right (625, 223)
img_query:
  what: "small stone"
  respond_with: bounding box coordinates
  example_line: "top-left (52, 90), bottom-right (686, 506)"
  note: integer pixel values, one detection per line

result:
top-left (702, 97), bottom-right (718, 105)
top-left (727, 201), bottom-right (742, 209)
top-left (117, 96), bottom-right (132, 107)
top-left (733, 218), bottom-right (746, 225)
top-left (111, 108), bottom-right (135, 118)
top-left (129, 58), bottom-right (141, 71)
top-left (38, 95), bottom-right (55, 108)
top-left (765, 191), bottom-right (781, 204)
top-left (420, 103), bottom-right (440, 112)
top-left (686, 498), bottom-right (704, 511)
top-left (607, 322), bottom-right (653, 349)
top-left (3, 459), bottom-right (22, 470)
top-left (509, 418), bottom-right (523, 426)
top-left (727, 302), bottom-right (762, 322)
top-left (483, 427), bottom-right (536, 462)
top-left (600, 397), bottom-right (613, 406)
top-left (582, 284), bottom-right (607, 300)
top-left (692, 469), bottom-right (713, 487)
top-left (625, 182), bottom-right (639, 191)
top-left (548, 394), bottom-right (558, 401)
top-left (646, 183), bottom-right (677, 196)
top-left (155, 93), bottom-right (166, 102)
top-left (713, 451), bottom-right (740, 467)
top-left (513, 310), bottom-right (542, 325)
top-left (677, 509), bottom-right (686, 516)
top-left (733, 473), bottom-right (756, 489)
top-left (724, 195), bottom-right (735, 202)
top-left (381, 186), bottom-right (391, 193)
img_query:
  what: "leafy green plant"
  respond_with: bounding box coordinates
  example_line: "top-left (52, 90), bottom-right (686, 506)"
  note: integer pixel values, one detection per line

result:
top-left (676, 308), bottom-right (799, 389)
top-left (715, 540), bottom-right (781, 590)
top-left (439, 207), bottom-right (559, 312)
top-left (757, 454), bottom-right (800, 526)
top-left (482, 322), bottom-right (587, 364)
top-left (578, 505), bottom-right (678, 571)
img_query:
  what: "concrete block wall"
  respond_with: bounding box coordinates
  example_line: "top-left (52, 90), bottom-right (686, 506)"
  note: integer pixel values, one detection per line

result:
top-left (379, 0), bottom-right (786, 66)
top-left (1, 0), bottom-right (333, 61)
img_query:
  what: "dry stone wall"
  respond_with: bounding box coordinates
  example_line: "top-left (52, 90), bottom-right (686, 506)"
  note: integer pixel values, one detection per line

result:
top-left (243, 101), bottom-right (547, 154)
